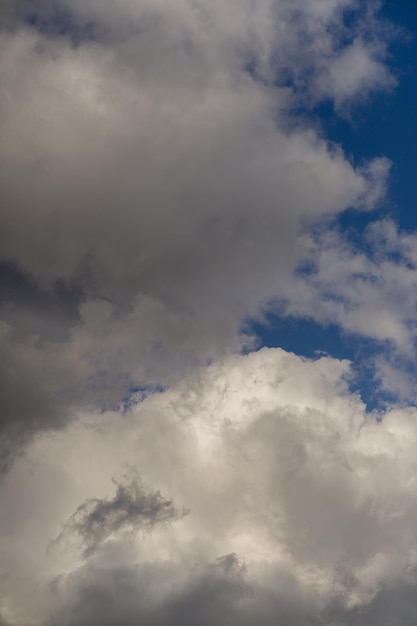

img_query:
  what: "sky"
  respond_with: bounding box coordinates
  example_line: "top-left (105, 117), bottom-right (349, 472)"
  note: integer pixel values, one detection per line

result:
top-left (2, 1), bottom-right (417, 625)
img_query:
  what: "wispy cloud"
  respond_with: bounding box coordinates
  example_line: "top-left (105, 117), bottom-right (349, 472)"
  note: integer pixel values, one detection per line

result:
top-left (55, 475), bottom-right (184, 557)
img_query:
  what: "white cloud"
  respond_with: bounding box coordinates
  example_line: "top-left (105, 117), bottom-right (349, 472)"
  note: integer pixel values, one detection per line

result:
top-left (2, 348), bottom-right (417, 625)
top-left (283, 219), bottom-right (417, 354)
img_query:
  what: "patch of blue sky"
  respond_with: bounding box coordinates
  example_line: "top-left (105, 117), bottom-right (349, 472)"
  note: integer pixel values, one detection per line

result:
top-left (243, 314), bottom-right (391, 412)
top-left (314, 1), bottom-right (417, 232)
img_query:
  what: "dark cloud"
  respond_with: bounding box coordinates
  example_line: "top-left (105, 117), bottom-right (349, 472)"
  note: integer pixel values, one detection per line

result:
top-left (0, 263), bottom-right (83, 473)
top-left (44, 552), bottom-right (417, 626)
top-left (0, 262), bottom-right (81, 340)
top-left (0, 0), bottom-right (389, 473)
top-left (46, 553), bottom-right (321, 626)
top-left (58, 477), bottom-right (184, 557)
top-left (0, 325), bottom-right (68, 474)
top-left (338, 581), bottom-right (417, 626)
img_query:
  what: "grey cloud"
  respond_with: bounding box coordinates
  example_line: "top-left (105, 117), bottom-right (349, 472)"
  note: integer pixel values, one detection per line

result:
top-left (0, 0), bottom-right (393, 453)
top-left (0, 321), bottom-right (71, 474)
top-left (59, 477), bottom-right (184, 557)
top-left (0, 0), bottom-right (389, 302)
top-left (0, 0), bottom-right (393, 469)
top-left (47, 550), bottom-right (417, 626)
top-left (46, 553), bottom-right (321, 626)
top-left (0, 285), bottom-right (248, 474)
top-left (0, 263), bottom-right (80, 341)
top-left (333, 581), bottom-right (417, 626)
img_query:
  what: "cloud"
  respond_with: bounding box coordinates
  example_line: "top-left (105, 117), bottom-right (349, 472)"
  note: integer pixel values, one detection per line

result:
top-left (45, 552), bottom-right (319, 626)
top-left (2, 348), bottom-right (417, 625)
top-left (0, 318), bottom-right (74, 474)
top-left (0, 0), bottom-right (394, 466)
top-left (1, 3), bottom-right (415, 626)
top-left (283, 219), bottom-right (417, 349)
top-left (280, 218), bottom-right (417, 402)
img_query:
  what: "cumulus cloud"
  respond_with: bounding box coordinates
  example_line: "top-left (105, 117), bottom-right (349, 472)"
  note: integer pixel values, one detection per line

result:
top-left (0, 0), bottom-right (394, 466)
top-left (2, 2), bottom-right (417, 625)
top-left (2, 349), bottom-right (417, 625)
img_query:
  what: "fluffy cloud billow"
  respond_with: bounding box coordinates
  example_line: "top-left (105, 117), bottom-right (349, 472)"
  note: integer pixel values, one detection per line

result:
top-left (3, 349), bottom-right (417, 626)
top-left (1, 0), bottom-right (416, 625)
top-left (0, 0), bottom-right (391, 463)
